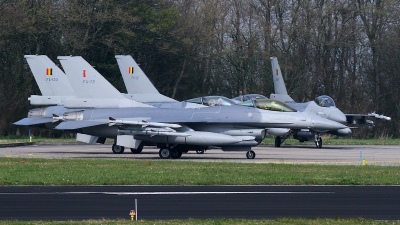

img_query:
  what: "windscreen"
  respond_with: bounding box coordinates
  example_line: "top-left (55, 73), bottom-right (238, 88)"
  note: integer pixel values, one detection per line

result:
top-left (202, 96), bottom-right (236, 106)
top-left (253, 99), bottom-right (297, 112)
top-left (315, 95), bottom-right (336, 107)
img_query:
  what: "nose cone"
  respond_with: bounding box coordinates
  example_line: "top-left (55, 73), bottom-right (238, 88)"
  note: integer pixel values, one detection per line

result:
top-left (310, 114), bottom-right (348, 130)
top-left (327, 108), bottom-right (347, 124)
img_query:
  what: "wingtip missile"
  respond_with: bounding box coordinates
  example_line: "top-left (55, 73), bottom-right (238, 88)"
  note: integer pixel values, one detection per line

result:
top-left (108, 118), bottom-right (182, 128)
top-left (369, 112), bottom-right (391, 121)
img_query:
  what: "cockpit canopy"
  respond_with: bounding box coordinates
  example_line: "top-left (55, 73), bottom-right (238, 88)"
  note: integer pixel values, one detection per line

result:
top-left (231, 94), bottom-right (268, 102)
top-left (185, 96), bottom-right (236, 106)
top-left (240, 99), bottom-right (297, 112)
top-left (315, 95), bottom-right (336, 107)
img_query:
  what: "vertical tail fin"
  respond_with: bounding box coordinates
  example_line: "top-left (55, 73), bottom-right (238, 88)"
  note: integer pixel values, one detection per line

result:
top-left (115, 55), bottom-right (159, 94)
top-left (115, 55), bottom-right (176, 103)
top-left (58, 56), bottom-right (125, 99)
top-left (270, 57), bottom-right (294, 102)
top-left (25, 55), bottom-right (74, 96)
top-left (57, 56), bottom-right (150, 108)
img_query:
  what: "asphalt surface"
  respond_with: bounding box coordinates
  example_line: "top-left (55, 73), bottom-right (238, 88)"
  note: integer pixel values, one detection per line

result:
top-left (0, 185), bottom-right (399, 220)
top-left (0, 144), bottom-right (399, 221)
top-left (0, 144), bottom-right (399, 165)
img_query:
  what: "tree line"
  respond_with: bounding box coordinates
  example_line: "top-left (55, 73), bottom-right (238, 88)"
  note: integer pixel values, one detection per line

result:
top-left (0, 0), bottom-right (398, 138)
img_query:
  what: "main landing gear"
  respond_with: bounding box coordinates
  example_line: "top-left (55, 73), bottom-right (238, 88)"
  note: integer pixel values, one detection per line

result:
top-left (159, 148), bottom-right (182, 159)
top-left (246, 150), bottom-right (256, 159)
top-left (112, 143), bottom-right (125, 154)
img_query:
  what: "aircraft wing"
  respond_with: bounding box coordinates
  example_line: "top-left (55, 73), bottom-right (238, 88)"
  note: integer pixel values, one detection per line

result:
top-left (108, 117), bottom-right (182, 128)
top-left (109, 117), bottom-right (188, 136)
top-left (55, 120), bottom-right (108, 130)
top-left (13, 117), bottom-right (53, 126)
top-left (345, 112), bottom-right (391, 126)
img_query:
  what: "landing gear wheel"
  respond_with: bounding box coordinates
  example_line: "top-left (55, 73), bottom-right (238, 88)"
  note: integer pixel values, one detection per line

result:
top-left (171, 150), bottom-right (182, 159)
top-left (315, 137), bottom-right (322, 149)
top-left (275, 136), bottom-right (281, 147)
top-left (130, 147), bottom-right (143, 154)
top-left (159, 148), bottom-right (171, 159)
top-left (196, 149), bottom-right (205, 154)
top-left (246, 150), bottom-right (256, 159)
top-left (112, 144), bottom-right (125, 154)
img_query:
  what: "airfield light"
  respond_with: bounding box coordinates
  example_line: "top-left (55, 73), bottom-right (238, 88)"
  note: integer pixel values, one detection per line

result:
top-left (129, 210), bottom-right (136, 221)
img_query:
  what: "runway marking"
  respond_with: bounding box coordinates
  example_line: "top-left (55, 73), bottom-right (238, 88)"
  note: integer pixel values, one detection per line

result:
top-left (0, 191), bottom-right (334, 195)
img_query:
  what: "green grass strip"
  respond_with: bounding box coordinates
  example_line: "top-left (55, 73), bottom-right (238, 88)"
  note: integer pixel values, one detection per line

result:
top-left (0, 158), bottom-right (399, 185)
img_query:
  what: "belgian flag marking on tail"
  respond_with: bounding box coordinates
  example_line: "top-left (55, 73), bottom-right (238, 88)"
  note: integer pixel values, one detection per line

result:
top-left (128, 67), bottom-right (134, 74)
top-left (46, 68), bottom-right (52, 76)
top-left (83, 70), bottom-right (87, 78)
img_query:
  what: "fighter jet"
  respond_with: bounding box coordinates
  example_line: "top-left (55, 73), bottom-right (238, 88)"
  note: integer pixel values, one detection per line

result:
top-left (31, 56), bottom-right (347, 159)
top-left (50, 101), bottom-right (347, 159)
top-left (17, 55), bottom-right (152, 146)
top-left (15, 55), bottom-right (348, 158)
top-left (19, 55), bottom-right (204, 146)
top-left (265, 56), bottom-right (391, 148)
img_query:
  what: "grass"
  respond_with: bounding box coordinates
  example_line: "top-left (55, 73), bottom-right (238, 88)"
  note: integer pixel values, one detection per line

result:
top-left (0, 157), bottom-right (399, 185)
top-left (261, 136), bottom-right (400, 146)
top-left (0, 218), bottom-right (399, 225)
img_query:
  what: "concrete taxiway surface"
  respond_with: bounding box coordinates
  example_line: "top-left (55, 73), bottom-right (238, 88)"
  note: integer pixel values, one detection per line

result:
top-left (0, 144), bottom-right (399, 165)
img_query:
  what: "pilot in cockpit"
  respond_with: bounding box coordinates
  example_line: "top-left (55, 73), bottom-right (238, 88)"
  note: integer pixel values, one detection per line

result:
top-left (315, 95), bottom-right (336, 107)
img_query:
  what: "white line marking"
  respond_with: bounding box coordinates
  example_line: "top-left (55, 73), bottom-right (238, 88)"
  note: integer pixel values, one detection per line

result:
top-left (0, 191), bottom-right (334, 195)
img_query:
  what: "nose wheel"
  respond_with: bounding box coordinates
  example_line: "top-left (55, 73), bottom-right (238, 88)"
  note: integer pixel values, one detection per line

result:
top-left (196, 149), bottom-right (205, 154)
top-left (315, 136), bottom-right (322, 148)
top-left (246, 150), bottom-right (256, 159)
top-left (275, 136), bottom-right (282, 147)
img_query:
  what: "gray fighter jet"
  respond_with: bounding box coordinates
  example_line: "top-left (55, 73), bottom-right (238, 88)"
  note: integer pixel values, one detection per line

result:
top-left (62, 56), bottom-right (348, 158)
top-left (50, 100), bottom-right (347, 159)
top-left (15, 55), bottom-right (348, 159)
top-left (19, 55), bottom-right (203, 146)
top-left (16, 56), bottom-right (346, 159)
top-left (265, 56), bottom-right (391, 148)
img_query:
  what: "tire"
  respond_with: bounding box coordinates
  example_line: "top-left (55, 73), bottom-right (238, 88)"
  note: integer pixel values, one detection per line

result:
top-left (275, 136), bottom-right (281, 147)
top-left (171, 150), bottom-right (182, 159)
top-left (196, 149), bottom-right (205, 154)
top-left (130, 147), bottom-right (143, 154)
top-left (315, 137), bottom-right (322, 149)
top-left (246, 150), bottom-right (256, 159)
top-left (159, 148), bottom-right (171, 159)
top-left (112, 144), bottom-right (125, 154)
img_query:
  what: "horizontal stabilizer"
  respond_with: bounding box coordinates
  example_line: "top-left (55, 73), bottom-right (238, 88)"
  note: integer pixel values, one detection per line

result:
top-left (13, 117), bottom-right (53, 126)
